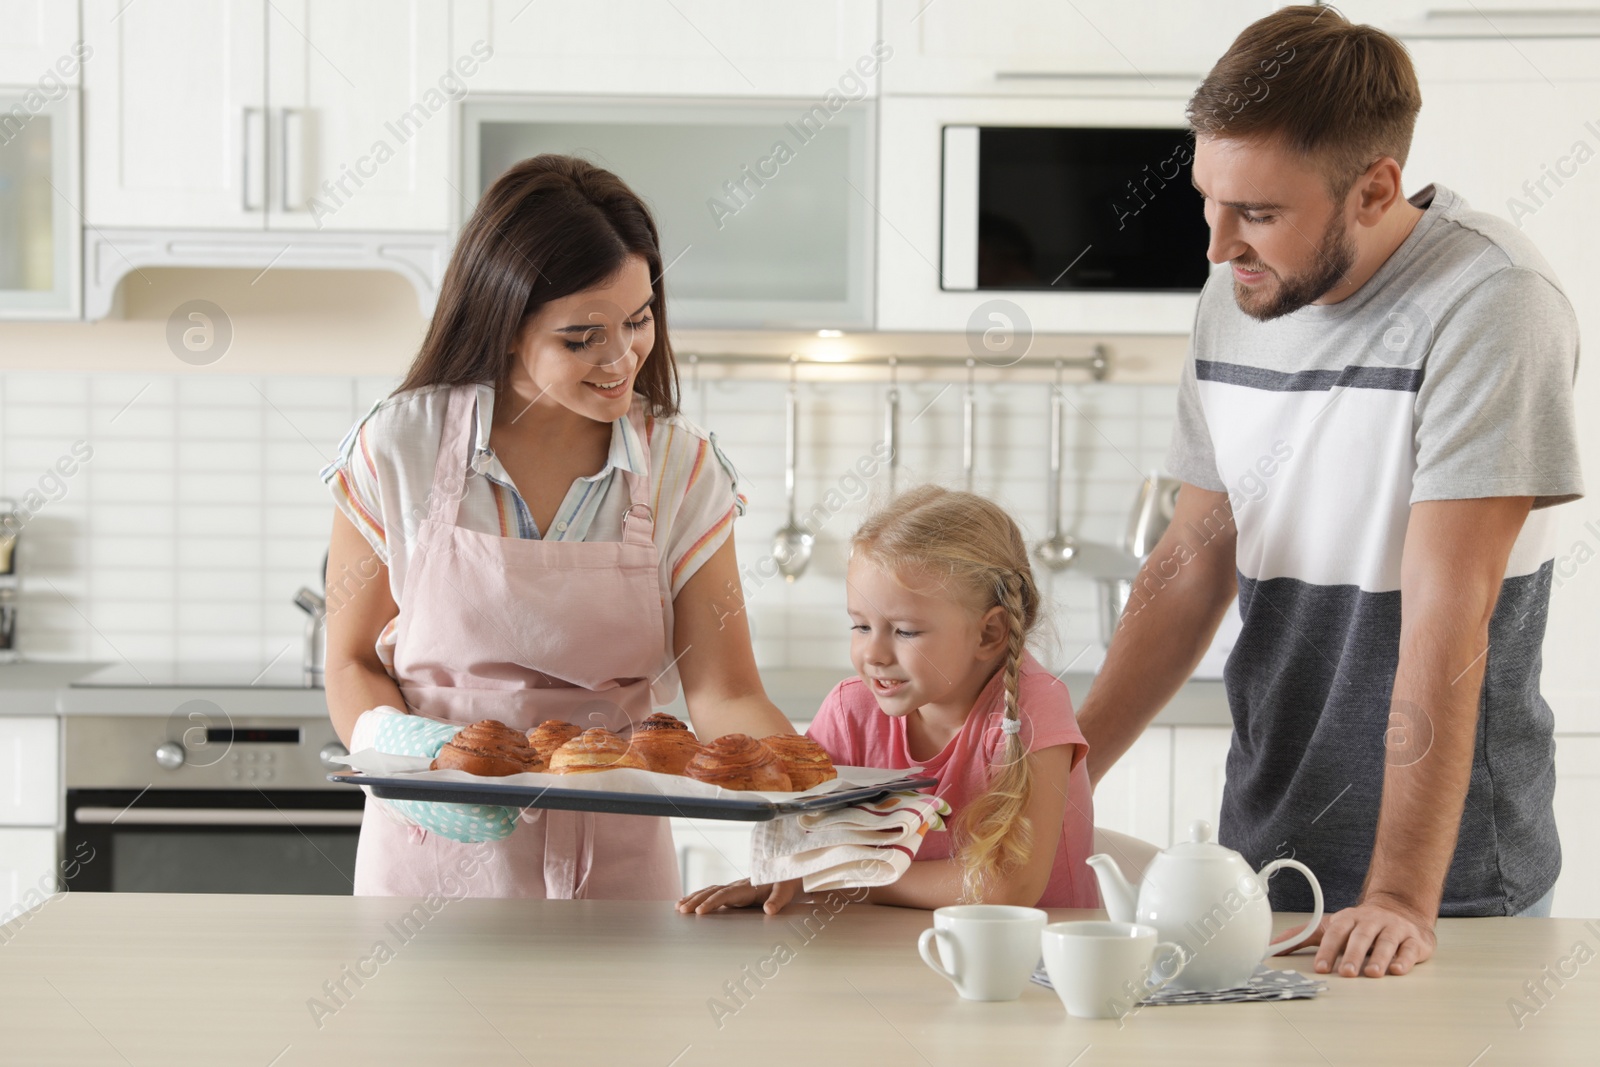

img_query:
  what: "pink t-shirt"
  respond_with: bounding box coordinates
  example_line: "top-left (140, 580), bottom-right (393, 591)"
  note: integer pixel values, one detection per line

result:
top-left (807, 650), bottom-right (1099, 908)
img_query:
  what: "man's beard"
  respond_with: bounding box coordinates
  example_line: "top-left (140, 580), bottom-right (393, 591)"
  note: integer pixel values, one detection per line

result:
top-left (1232, 212), bottom-right (1356, 322)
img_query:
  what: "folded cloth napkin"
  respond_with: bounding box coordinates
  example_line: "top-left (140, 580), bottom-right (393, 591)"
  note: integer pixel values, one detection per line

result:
top-left (351, 707), bottom-right (521, 844)
top-left (750, 790), bottom-right (952, 892)
top-left (1030, 963), bottom-right (1327, 1005)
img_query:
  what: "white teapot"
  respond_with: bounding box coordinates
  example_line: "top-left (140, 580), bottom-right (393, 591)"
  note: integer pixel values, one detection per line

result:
top-left (1087, 820), bottom-right (1324, 993)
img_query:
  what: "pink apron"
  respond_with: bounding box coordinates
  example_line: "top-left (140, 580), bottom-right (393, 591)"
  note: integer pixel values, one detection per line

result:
top-left (352, 384), bottom-right (681, 900)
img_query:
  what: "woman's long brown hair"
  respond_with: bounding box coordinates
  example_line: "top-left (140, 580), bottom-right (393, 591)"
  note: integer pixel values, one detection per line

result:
top-left (397, 154), bottom-right (679, 416)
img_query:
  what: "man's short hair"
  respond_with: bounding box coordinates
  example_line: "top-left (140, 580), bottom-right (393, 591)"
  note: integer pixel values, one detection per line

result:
top-left (1188, 5), bottom-right (1423, 198)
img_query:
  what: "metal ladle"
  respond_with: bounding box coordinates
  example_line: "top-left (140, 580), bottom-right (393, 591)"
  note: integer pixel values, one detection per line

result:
top-left (688, 352), bottom-right (706, 425)
top-left (772, 357), bottom-right (814, 581)
top-left (1035, 361), bottom-right (1078, 570)
top-left (962, 358), bottom-right (977, 493)
top-left (885, 356), bottom-right (900, 494)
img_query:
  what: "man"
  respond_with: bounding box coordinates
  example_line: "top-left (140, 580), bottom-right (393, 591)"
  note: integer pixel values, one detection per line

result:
top-left (1077, 6), bottom-right (1584, 980)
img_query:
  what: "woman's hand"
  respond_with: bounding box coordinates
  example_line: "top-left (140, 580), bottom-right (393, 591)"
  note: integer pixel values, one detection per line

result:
top-left (677, 878), bottom-right (801, 915)
top-left (350, 707), bottom-right (521, 844)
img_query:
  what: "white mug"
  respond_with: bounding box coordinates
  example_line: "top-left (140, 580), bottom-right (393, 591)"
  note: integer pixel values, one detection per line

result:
top-left (1041, 920), bottom-right (1188, 1020)
top-left (917, 904), bottom-right (1048, 1001)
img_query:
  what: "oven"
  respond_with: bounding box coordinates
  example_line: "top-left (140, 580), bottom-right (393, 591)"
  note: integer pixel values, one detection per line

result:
top-left (63, 714), bottom-right (362, 894)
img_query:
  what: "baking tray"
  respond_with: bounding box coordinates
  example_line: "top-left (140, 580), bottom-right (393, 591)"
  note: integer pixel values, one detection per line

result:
top-left (327, 771), bottom-right (938, 822)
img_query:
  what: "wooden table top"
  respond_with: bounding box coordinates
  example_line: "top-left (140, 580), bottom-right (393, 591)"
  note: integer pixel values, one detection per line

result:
top-left (0, 893), bottom-right (1597, 1066)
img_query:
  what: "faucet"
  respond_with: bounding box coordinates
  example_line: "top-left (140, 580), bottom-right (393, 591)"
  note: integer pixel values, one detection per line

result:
top-left (292, 587), bottom-right (326, 680)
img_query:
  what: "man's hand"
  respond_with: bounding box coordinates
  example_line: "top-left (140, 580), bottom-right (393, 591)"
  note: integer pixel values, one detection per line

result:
top-left (1281, 894), bottom-right (1437, 977)
top-left (677, 878), bottom-right (801, 915)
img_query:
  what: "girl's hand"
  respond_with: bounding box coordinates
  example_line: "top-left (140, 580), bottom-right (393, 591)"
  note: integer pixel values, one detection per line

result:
top-left (677, 878), bottom-right (801, 915)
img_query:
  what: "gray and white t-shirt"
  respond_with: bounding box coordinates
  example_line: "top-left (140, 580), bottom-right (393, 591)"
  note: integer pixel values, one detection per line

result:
top-left (1167, 184), bottom-right (1584, 916)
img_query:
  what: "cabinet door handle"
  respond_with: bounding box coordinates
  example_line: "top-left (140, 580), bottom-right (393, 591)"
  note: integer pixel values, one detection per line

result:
top-left (74, 807), bottom-right (363, 828)
top-left (994, 70), bottom-right (1200, 82)
top-left (241, 107), bottom-right (265, 213)
top-left (1402, 9), bottom-right (1600, 39)
top-left (280, 108), bottom-right (307, 212)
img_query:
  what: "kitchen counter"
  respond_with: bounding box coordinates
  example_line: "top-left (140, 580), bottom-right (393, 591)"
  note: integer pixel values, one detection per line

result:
top-left (0, 661), bottom-right (330, 719)
top-left (0, 662), bottom-right (1236, 727)
top-left (0, 661), bottom-right (105, 715)
top-left (0, 894), bottom-right (1593, 1065)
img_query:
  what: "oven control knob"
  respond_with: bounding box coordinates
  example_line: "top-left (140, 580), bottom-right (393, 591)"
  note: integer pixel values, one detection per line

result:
top-left (154, 742), bottom-right (186, 770)
top-left (319, 742), bottom-right (349, 767)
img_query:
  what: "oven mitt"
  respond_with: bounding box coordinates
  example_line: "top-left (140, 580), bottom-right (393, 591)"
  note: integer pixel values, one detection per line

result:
top-left (352, 706), bottom-right (461, 757)
top-left (351, 707), bottom-right (521, 844)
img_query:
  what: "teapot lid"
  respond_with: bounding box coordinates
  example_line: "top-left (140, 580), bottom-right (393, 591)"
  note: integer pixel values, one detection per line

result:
top-left (1165, 819), bottom-right (1235, 859)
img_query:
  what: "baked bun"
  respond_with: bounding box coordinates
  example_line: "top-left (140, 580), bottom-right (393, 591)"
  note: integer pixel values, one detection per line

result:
top-left (431, 719), bottom-right (545, 776)
top-left (527, 720), bottom-right (583, 765)
top-left (760, 734), bottom-right (837, 790)
top-left (636, 711), bottom-right (692, 735)
top-left (628, 712), bottom-right (702, 776)
top-left (550, 727), bottom-right (647, 774)
top-left (686, 734), bottom-right (793, 792)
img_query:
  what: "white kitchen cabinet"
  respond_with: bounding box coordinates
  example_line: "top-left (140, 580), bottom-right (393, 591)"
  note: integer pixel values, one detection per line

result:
top-left (454, 0), bottom-right (881, 98)
top-left (1170, 726), bottom-right (1232, 838)
top-left (673, 819), bottom-right (754, 896)
top-left (1092, 726), bottom-right (1172, 848)
top-left (83, 0), bottom-right (266, 229)
top-left (0, 84), bottom-right (80, 318)
top-left (0, 0), bottom-right (80, 85)
top-left (1552, 735), bottom-right (1600, 919)
top-left (0, 827), bottom-right (57, 925)
top-left (84, 0), bottom-right (453, 232)
top-left (1401, 35), bottom-right (1600, 711)
top-left (265, 0), bottom-right (453, 231)
top-left (879, 0), bottom-right (1276, 96)
top-left (0, 716), bottom-right (58, 826)
top-left (464, 95), bottom-right (875, 328)
top-left (1332, 2), bottom-right (1600, 33)
top-left (1405, 32), bottom-right (1600, 199)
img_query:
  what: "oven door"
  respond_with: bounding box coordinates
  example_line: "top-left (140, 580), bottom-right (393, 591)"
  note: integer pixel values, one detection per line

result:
top-left (64, 788), bottom-right (364, 894)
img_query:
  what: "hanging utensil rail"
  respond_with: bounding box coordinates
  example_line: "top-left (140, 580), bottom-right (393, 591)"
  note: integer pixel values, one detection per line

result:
top-left (678, 346), bottom-right (1109, 380)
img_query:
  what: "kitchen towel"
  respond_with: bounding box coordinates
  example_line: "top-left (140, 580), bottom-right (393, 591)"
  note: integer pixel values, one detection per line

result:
top-left (750, 791), bottom-right (951, 892)
top-left (1029, 963), bottom-right (1328, 1004)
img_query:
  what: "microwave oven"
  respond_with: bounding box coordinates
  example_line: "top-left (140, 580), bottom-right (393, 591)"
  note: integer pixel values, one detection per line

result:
top-left (940, 124), bottom-right (1209, 293)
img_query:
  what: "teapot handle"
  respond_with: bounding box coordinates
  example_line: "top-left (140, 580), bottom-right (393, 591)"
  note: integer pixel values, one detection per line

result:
top-left (1260, 858), bottom-right (1325, 957)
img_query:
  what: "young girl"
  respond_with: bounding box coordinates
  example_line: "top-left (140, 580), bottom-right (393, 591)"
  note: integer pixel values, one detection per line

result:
top-left (323, 154), bottom-right (793, 899)
top-left (679, 486), bottom-right (1098, 913)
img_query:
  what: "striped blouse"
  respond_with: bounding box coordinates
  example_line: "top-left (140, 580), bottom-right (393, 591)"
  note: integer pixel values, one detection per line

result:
top-left (321, 382), bottom-right (745, 691)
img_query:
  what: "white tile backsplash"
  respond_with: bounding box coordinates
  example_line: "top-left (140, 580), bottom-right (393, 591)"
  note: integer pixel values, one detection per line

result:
top-left (6, 406), bottom-right (91, 438)
top-left (175, 376), bottom-right (263, 406)
top-left (1, 370), bottom-right (1178, 672)
top-left (90, 442), bottom-right (175, 473)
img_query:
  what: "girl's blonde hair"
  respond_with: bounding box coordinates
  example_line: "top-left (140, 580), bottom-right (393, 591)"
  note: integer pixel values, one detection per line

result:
top-left (851, 485), bottom-right (1041, 902)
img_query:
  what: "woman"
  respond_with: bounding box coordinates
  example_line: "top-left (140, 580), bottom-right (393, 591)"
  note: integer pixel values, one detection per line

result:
top-left (322, 155), bottom-right (793, 899)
